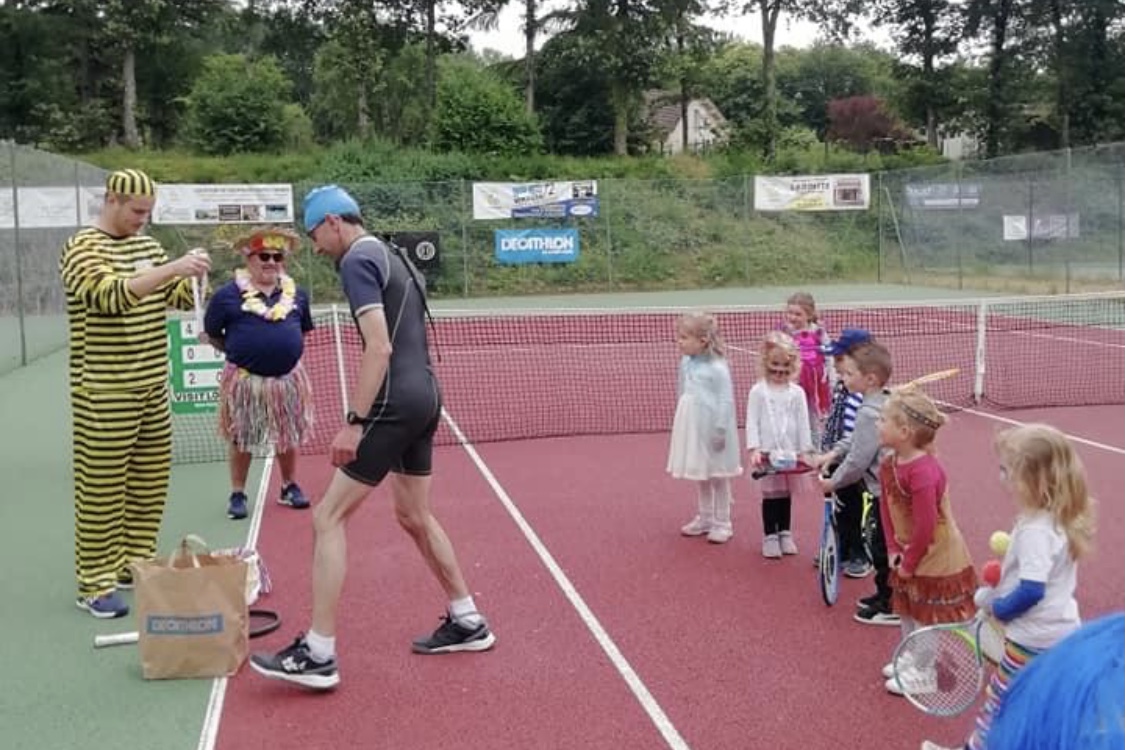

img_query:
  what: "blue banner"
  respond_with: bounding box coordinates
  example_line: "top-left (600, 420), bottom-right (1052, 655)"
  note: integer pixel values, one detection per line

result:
top-left (494, 229), bottom-right (580, 265)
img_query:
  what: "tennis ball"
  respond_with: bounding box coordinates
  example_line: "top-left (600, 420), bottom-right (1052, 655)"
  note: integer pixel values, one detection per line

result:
top-left (982, 559), bottom-right (1002, 588)
top-left (989, 530), bottom-right (1011, 556)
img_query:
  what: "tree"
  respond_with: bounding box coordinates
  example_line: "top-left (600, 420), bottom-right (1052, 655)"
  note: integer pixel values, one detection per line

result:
top-left (432, 55), bottom-right (542, 155)
top-left (869, 0), bottom-right (960, 148)
top-left (182, 54), bottom-right (296, 154)
top-left (965, 0), bottom-right (1027, 157)
top-left (826, 94), bottom-right (910, 152)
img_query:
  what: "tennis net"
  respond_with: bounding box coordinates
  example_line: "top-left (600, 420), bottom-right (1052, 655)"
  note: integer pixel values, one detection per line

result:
top-left (171, 291), bottom-right (1125, 464)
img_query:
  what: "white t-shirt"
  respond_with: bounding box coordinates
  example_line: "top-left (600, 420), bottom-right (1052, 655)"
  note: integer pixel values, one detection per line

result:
top-left (994, 511), bottom-right (1081, 649)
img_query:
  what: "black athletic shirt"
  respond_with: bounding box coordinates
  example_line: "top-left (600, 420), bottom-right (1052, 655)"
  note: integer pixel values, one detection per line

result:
top-left (338, 235), bottom-right (438, 417)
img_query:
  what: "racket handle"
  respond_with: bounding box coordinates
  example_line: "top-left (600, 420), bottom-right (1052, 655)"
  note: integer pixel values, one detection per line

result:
top-left (94, 631), bottom-right (139, 649)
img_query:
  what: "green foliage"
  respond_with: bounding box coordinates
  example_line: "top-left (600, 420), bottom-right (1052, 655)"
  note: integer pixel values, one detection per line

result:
top-left (432, 57), bottom-right (543, 156)
top-left (181, 54), bottom-right (294, 155)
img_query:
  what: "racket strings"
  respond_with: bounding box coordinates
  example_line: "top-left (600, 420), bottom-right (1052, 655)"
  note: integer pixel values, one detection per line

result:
top-left (896, 628), bottom-right (984, 715)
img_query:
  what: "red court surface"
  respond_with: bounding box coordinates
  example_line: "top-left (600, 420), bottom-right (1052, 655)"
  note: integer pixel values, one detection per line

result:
top-left (215, 404), bottom-right (1124, 750)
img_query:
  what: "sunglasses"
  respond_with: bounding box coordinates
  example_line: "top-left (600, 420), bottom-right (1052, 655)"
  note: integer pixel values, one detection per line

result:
top-left (252, 252), bottom-right (286, 262)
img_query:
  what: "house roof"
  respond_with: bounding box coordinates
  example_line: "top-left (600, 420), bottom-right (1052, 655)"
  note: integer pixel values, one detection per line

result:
top-left (643, 90), bottom-right (728, 137)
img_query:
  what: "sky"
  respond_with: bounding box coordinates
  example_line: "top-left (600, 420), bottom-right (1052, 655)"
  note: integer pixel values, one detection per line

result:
top-left (465, 3), bottom-right (890, 59)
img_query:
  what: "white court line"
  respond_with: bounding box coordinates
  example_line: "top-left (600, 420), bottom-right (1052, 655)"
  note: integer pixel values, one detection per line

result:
top-left (197, 452), bottom-right (276, 750)
top-left (1011, 329), bottom-right (1125, 349)
top-left (953, 405), bottom-right (1125, 456)
top-left (442, 409), bottom-right (691, 750)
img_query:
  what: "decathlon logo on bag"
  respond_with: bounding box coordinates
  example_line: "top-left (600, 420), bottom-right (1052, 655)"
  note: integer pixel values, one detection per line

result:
top-left (146, 614), bottom-right (225, 636)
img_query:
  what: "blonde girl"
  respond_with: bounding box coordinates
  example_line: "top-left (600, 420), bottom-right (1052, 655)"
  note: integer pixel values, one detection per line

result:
top-left (745, 331), bottom-right (814, 558)
top-left (923, 424), bottom-right (1095, 750)
top-left (877, 387), bottom-right (976, 696)
top-left (781, 292), bottom-right (832, 443)
top-left (667, 312), bottom-right (742, 544)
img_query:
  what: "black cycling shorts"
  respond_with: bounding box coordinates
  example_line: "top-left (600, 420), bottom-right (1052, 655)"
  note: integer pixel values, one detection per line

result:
top-left (342, 402), bottom-right (441, 486)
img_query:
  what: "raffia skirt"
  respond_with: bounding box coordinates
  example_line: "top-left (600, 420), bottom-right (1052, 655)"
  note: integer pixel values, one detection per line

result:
top-left (217, 361), bottom-right (313, 453)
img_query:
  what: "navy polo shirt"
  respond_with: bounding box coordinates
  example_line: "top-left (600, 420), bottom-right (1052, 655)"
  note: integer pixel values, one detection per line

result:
top-left (203, 279), bottom-right (314, 377)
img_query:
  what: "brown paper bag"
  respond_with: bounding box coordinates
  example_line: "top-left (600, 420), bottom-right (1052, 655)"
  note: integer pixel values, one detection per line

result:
top-left (133, 535), bottom-right (250, 680)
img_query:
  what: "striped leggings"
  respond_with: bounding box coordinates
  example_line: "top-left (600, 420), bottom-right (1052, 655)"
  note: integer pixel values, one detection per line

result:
top-left (966, 637), bottom-right (1043, 750)
top-left (71, 385), bottom-right (172, 597)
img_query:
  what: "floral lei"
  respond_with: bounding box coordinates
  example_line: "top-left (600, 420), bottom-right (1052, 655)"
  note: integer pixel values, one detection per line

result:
top-left (235, 268), bottom-right (297, 321)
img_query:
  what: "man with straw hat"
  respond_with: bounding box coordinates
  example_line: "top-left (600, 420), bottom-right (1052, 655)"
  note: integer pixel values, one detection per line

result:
top-left (202, 226), bottom-right (315, 520)
top-left (59, 168), bottom-right (211, 619)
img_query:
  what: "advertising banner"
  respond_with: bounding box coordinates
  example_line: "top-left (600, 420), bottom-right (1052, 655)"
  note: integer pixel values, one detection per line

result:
top-left (494, 228), bottom-right (580, 264)
top-left (473, 181), bottom-right (599, 220)
top-left (753, 174), bottom-right (870, 212)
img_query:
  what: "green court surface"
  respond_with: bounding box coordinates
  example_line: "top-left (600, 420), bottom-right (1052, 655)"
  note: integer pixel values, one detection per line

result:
top-left (0, 281), bottom-right (1040, 750)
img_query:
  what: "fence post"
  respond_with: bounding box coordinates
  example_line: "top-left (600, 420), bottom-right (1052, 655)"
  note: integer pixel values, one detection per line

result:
top-left (1118, 162), bottom-right (1123, 281)
top-left (956, 161), bottom-right (964, 290)
top-left (10, 145), bottom-right (27, 368)
top-left (460, 179), bottom-right (469, 297)
top-left (1026, 178), bottom-right (1034, 274)
top-left (876, 171), bottom-right (883, 283)
top-left (743, 173), bottom-right (751, 282)
top-left (603, 181), bottom-right (614, 289)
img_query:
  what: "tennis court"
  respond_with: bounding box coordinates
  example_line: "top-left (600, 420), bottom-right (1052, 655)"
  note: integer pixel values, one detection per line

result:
top-left (2, 285), bottom-right (1123, 750)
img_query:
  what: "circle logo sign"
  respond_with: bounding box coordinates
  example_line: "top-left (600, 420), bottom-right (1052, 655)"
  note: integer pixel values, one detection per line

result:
top-left (569, 204), bottom-right (594, 217)
top-left (414, 241), bottom-right (437, 261)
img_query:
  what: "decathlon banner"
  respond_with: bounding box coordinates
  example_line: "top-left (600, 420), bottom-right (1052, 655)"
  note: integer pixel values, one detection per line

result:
top-left (753, 174), bottom-right (870, 212)
top-left (473, 181), bottom-right (599, 220)
top-left (494, 228), bottom-right (580, 264)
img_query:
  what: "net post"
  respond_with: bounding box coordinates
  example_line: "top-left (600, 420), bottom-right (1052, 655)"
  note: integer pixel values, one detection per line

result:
top-left (973, 300), bottom-right (989, 404)
top-left (330, 304), bottom-right (349, 417)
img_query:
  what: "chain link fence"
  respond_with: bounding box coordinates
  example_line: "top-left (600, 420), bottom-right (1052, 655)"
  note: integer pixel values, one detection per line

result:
top-left (877, 143), bottom-right (1125, 291)
top-left (4, 141), bottom-right (1122, 376)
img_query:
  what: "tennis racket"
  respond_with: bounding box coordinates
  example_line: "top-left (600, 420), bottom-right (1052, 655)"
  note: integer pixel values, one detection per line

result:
top-left (818, 494), bottom-right (840, 605)
top-left (892, 610), bottom-right (988, 716)
top-left (749, 451), bottom-right (815, 480)
top-left (901, 368), bottom-right (961, 389)
top-left (93, 608), bottom-right (282, 649)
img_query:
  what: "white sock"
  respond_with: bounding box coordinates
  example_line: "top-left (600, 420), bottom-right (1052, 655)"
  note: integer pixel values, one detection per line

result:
top-left (450, 596), bottom-right (483, 628)
top-left (305, 629), bottom-right (336, 662)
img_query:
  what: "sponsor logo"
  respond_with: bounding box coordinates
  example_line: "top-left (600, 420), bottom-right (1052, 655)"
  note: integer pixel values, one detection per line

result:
top-left (146, 614), bottom-right (224, 636)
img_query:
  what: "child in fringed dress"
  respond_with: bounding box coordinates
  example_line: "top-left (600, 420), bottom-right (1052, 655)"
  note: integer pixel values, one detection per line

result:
top-left (667, 312), bottom-right (742, 544)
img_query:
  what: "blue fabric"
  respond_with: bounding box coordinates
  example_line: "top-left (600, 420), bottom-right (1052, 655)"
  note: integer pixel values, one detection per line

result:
top-left (303, 184), bottom-right (361, 232)
top-left (203, 280), bottom-right (314, 377)
top-left (821, 327), bottom-right (872, 356)
top-left (991, 579), bottom-right (1047, 622)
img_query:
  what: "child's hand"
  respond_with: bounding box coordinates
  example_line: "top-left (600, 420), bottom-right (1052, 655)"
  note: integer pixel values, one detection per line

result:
top-left (817, 476), bottom-right (833, 493)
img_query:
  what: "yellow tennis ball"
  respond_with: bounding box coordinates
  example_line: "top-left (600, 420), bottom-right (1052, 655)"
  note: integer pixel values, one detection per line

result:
top-left (990, 531), bottom-right (1011, 556)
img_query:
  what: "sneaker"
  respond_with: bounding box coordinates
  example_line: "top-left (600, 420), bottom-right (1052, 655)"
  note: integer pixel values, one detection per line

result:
top-left (779, 531), bottom-right (798, 555)
top-left (854, 603), bottom-right (900, 626)
top-left (681, 516), bottom-right (712, 537)
top-left (249, 635), bottom-right (340, 690)
top-left (856, 593), bottom-right (882, 609)
top-left (762, 534), bottom-right (782, 559)
top-left (920, 742), bottom-right (959, 750)
top-left (116, 570), bottom-right (135, 590)
top-left (844, 559), bottom-right (873, 578)
top-left (707, 524), bottom-right (733, 544)
top-left (886, 667), bottom-right (937, 696)
top-left (227, 491), bottom-right (248, 520)
top-left (412, 613), bottom-right (496, 655)
top-left (76, 592), bottom-right (129, 619)
top-left (882, 651), bottom-right (915, 679)
top-left (279, 482), bottom-right (310, 509)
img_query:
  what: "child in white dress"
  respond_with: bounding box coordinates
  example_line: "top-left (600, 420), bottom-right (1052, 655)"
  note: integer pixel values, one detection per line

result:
top-left (667, 312), bottom-right (742, 544)
top-left (746, 331), bottom-right (814, 558)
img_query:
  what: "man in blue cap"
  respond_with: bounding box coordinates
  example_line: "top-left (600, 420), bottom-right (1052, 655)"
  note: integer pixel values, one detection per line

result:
top-left (249, 185), bottom-right (495, 691)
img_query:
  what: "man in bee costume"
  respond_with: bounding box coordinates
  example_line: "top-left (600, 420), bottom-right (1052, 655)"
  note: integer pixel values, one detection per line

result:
top-left (59, 169), bottom-right (211, 618)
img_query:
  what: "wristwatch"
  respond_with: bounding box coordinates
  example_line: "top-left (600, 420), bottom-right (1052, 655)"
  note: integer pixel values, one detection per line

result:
top-left (345, 410), bottom-right (369, 426)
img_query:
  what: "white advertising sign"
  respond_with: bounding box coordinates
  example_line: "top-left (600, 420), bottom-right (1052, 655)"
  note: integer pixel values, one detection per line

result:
top-left (151, 183), bottom-right (294, 225)
top-left (0, 186), bottom-right (105, 229)
top-left (472, 181), bottom-right (599, 220)
top-left (753, 174), bottom-right (870, 212)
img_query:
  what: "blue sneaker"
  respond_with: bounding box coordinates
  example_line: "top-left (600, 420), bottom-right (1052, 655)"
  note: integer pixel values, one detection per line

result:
top-left (278, 482), bottom-right (309, 509)
top-left (228, 491), bottom-right (248, 520)
top-left (76, 592), bottom-right (129, 619)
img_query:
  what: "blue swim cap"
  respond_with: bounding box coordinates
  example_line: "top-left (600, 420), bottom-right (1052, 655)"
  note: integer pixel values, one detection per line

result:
top-left (302, 184), bottom-right (361, 233)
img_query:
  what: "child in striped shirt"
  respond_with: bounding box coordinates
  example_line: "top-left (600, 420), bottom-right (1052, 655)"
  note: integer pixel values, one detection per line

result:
top-left (819, 329), bottom-right (872, 578)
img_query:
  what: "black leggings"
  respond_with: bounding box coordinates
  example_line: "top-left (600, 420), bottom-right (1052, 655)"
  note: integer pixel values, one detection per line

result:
top-left (761, 496), bottom-right (792, 535)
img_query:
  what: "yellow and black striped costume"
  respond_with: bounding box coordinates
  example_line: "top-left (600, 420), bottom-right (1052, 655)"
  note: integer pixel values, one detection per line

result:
top-left (60, 227), bottom-right (194, 597)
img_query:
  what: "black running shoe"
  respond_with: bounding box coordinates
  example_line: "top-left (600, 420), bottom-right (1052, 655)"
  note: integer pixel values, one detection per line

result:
top-left (412, 613), bottom-right (497, 655)
top-left (249, 635), bottom-right (339, 690)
